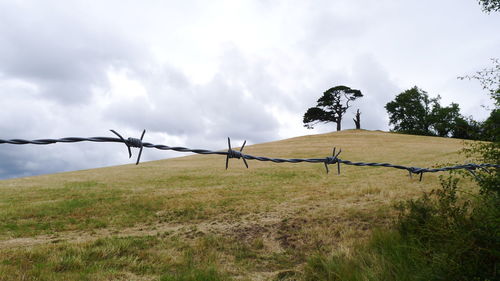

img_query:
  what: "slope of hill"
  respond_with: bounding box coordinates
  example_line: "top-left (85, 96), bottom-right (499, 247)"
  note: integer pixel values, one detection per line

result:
top-left (0, 130), bottom-right (477, 280)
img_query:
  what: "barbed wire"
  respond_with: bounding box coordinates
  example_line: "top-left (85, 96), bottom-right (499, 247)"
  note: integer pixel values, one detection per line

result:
top-left (1, 129), bottom-right (498, 181)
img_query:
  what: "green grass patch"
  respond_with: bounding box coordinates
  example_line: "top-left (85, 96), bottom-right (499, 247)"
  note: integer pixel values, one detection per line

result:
top-left (160, 267), bottom-right (231, 281)
top-left (0, 235), bottom-right (236, 281)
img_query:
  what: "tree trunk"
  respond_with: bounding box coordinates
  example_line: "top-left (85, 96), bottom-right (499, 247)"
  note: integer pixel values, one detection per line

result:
top-left (336, 120), bottom-right (341, 131)
top-left (353, 109), bottom-right (361, 129)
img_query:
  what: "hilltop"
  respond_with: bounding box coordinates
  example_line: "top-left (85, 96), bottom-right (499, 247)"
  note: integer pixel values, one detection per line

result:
top-left (0, 130), bottom-right (477, 280)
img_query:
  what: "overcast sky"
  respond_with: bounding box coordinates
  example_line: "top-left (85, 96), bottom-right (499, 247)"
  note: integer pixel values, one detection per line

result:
top-left (0, 0), bottom-right (499, 179)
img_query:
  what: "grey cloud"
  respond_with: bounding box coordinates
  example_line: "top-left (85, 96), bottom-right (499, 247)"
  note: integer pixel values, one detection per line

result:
top-left (0, 1), bottom-right (144, 104)
top-left (350, 55), bottom-right (400, 131)
top-left (299, 2), bottom-right (367, 54)
top-left (214, 46), bottom-right (297, 109)
top-left (0, 90), bottom-right (128, 179)
top-left (0, 141), bottom-right (133, 180)
top-left (104, 49), bottom-right (281, 146)
top-left (103, 67), bottom-right (205, 136)
top-left (197, 74), bottom-right (279, 143)
top-left (105, 96), bottom-right (205, 137)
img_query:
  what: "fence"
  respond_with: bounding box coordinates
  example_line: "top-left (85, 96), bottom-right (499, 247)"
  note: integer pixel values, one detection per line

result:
top-left (1, 129), bottom-right (499, 181)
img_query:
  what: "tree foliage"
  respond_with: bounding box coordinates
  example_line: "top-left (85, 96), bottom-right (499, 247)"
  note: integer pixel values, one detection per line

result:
top-left (452, 116), bottom-right (483, 140)
top-left (432, 102), bottom-right (462, 137)
top-left (303, 85), bottom-right (363, 131)
top-left (385, 87), bottom-right (436, 135)
top-left (477, 0), bottom-right (500, 13)
top-left (385, 86), bottom-right (462, 137)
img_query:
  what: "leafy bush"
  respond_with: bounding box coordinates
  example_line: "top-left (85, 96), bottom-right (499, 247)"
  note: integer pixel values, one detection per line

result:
top-left (303, 175), bottom-right (499, 281)
top-left (396, 176), bottom-right (499, 280)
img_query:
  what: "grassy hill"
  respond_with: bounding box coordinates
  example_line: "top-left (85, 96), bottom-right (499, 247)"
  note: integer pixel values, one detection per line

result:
top-left (0, 130), bottom-right (477, 280)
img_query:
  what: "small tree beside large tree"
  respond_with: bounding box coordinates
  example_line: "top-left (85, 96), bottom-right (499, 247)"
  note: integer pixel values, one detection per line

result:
top-left (303, 85), bottom-right (363, 131)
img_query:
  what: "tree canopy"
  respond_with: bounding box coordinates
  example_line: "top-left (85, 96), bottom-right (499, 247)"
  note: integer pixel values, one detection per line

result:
top-left (385, 86), bottom-right (464, 137)
top-left (303, 85), bottom-right (363, 131)
top-left (478, 0), bottom-right (500, 13)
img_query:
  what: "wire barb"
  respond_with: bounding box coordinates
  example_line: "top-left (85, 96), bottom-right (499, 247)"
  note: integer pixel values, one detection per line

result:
top-left (463, 163), bottom-right (483, 181)
top-left (110, 129), bottom-right (146, 165)
top-left (407, 167), bottom-right (425, 181)
top-left (407, 167), bottom-right (422, 180)
top-left (324, 147), bottom-right (342, 174)
top-left (225, 138), bottom-right (248, 169)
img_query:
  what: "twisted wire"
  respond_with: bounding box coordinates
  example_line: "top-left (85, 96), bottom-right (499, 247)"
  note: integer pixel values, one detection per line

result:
top-left (1, 130), bottom-right (499, 181)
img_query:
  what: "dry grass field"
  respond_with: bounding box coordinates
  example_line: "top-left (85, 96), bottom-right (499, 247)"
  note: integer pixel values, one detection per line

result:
top-left (0, 130), bottom-right (477, 280)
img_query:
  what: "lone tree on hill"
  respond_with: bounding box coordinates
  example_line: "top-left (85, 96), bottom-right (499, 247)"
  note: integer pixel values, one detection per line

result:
top-left (303, 85), bottom-right (363, 131)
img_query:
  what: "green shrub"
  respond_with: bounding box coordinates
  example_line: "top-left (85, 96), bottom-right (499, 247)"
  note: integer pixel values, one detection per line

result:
top-left (304, 175), bottom-right (499, 281)
top-left (396, 176), bottom-right (499, 280)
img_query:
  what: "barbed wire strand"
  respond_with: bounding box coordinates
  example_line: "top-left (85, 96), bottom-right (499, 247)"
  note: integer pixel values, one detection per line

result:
top-left (1, 129), bottom-right (499, 181)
